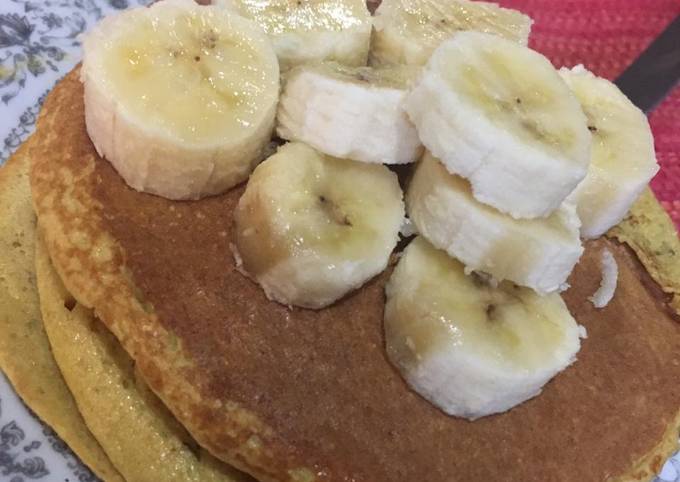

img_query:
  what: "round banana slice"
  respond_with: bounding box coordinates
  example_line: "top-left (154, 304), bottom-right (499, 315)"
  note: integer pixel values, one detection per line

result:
top-left (212, 0), bottom-right (371, 71)
top-left (385, 236), bottom-right (584, 420)
top-left (371, 0), bottom-right (532, 66)
top-left (235, 142), bottom-right (404, 309)
top-left (559, 65), bottom-right (659, 239)
top-left (407, 153), bottom-right (583, 294)
top-left (81, 0), bottom-right (280, 200)
top-left (277, 62), bottom-right (422, 165)
top-left (405, 31), bottom-right (592, 219)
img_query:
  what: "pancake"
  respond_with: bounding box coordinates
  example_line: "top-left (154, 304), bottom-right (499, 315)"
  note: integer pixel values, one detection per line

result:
top-left (0, 139), bottom-right (123, 482)
top-left (30, 68), bottom-right (680, 482)
top-left (34, 228), bottom-right (252, 482)
top-left (0, 118), bottom-right (253, 481)
top-left (609, 188), bottom-right (680, 315)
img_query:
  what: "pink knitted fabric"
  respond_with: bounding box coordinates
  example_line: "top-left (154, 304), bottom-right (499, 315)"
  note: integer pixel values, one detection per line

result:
top-left (499, 0), bottom-right (680, 229)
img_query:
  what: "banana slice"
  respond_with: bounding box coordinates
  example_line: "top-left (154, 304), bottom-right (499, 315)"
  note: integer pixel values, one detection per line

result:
top-left (277, 62), bottom-right (422, 165)
top-left (407, 153), bottom-right (583, 294)
top-left (371, 0), bottom-right (532, 66)
top-left (385, 236), bottom-right (583, 420)
top-left (82, 0), bottom-right (280, 200)
top-left (212, 0), bottom-right (371, 71)
top-left (405, 31), bottom-right (592, 219)
top-left (559, 65), bottom-right (659, 238)
top-left (235, 142), bottom-right (404, 309)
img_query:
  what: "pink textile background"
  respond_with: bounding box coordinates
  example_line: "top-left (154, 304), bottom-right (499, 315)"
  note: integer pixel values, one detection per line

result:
top-left (499, 0), bottom-right (680, 229)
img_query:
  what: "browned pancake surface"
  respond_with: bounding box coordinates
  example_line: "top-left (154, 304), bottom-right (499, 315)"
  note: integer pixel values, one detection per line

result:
top-left (30, 70), bottom-right (680, 482)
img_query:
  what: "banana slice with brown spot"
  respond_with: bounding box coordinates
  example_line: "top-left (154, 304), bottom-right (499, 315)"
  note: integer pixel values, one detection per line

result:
top-left (235, 142), bottom-right (404, 309)
top-left (371, 0), bottom-right (532, 66)
top-left (213, 0), bottom-right (371, 71)
top-left (82, 0), bottom-right (280, 200)
top-left (405, 31), bottom-right (592, 219)
top-left (385, 236), bottom-right (584, 420)
top-left (560, 65), bottom-right (659, 239)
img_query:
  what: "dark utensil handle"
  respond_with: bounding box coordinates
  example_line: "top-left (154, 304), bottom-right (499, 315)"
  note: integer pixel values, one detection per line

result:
top-left (615, 15), bottom-right (680, 114)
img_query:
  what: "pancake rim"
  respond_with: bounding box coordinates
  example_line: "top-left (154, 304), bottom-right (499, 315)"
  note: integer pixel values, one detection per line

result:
top-left (0, 140), bottom-right (124, 482)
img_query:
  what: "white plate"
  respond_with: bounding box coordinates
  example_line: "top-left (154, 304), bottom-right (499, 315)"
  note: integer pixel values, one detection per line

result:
top-left (0, 1), bottom-right (678, 481)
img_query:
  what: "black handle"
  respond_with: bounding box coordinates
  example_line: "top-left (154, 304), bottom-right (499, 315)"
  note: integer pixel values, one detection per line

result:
top-left (615, 15), bottom-right (680, 114)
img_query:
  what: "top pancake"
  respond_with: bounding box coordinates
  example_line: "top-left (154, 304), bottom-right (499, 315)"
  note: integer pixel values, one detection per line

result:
top-left (35, 228), bottom-right (253, 482)
top-left (30, 69), bottom-right (680, 482)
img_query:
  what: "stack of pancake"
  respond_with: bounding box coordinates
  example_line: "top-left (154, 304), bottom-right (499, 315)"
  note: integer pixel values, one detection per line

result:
top-left (1, 67), bottom-right (679, 481)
